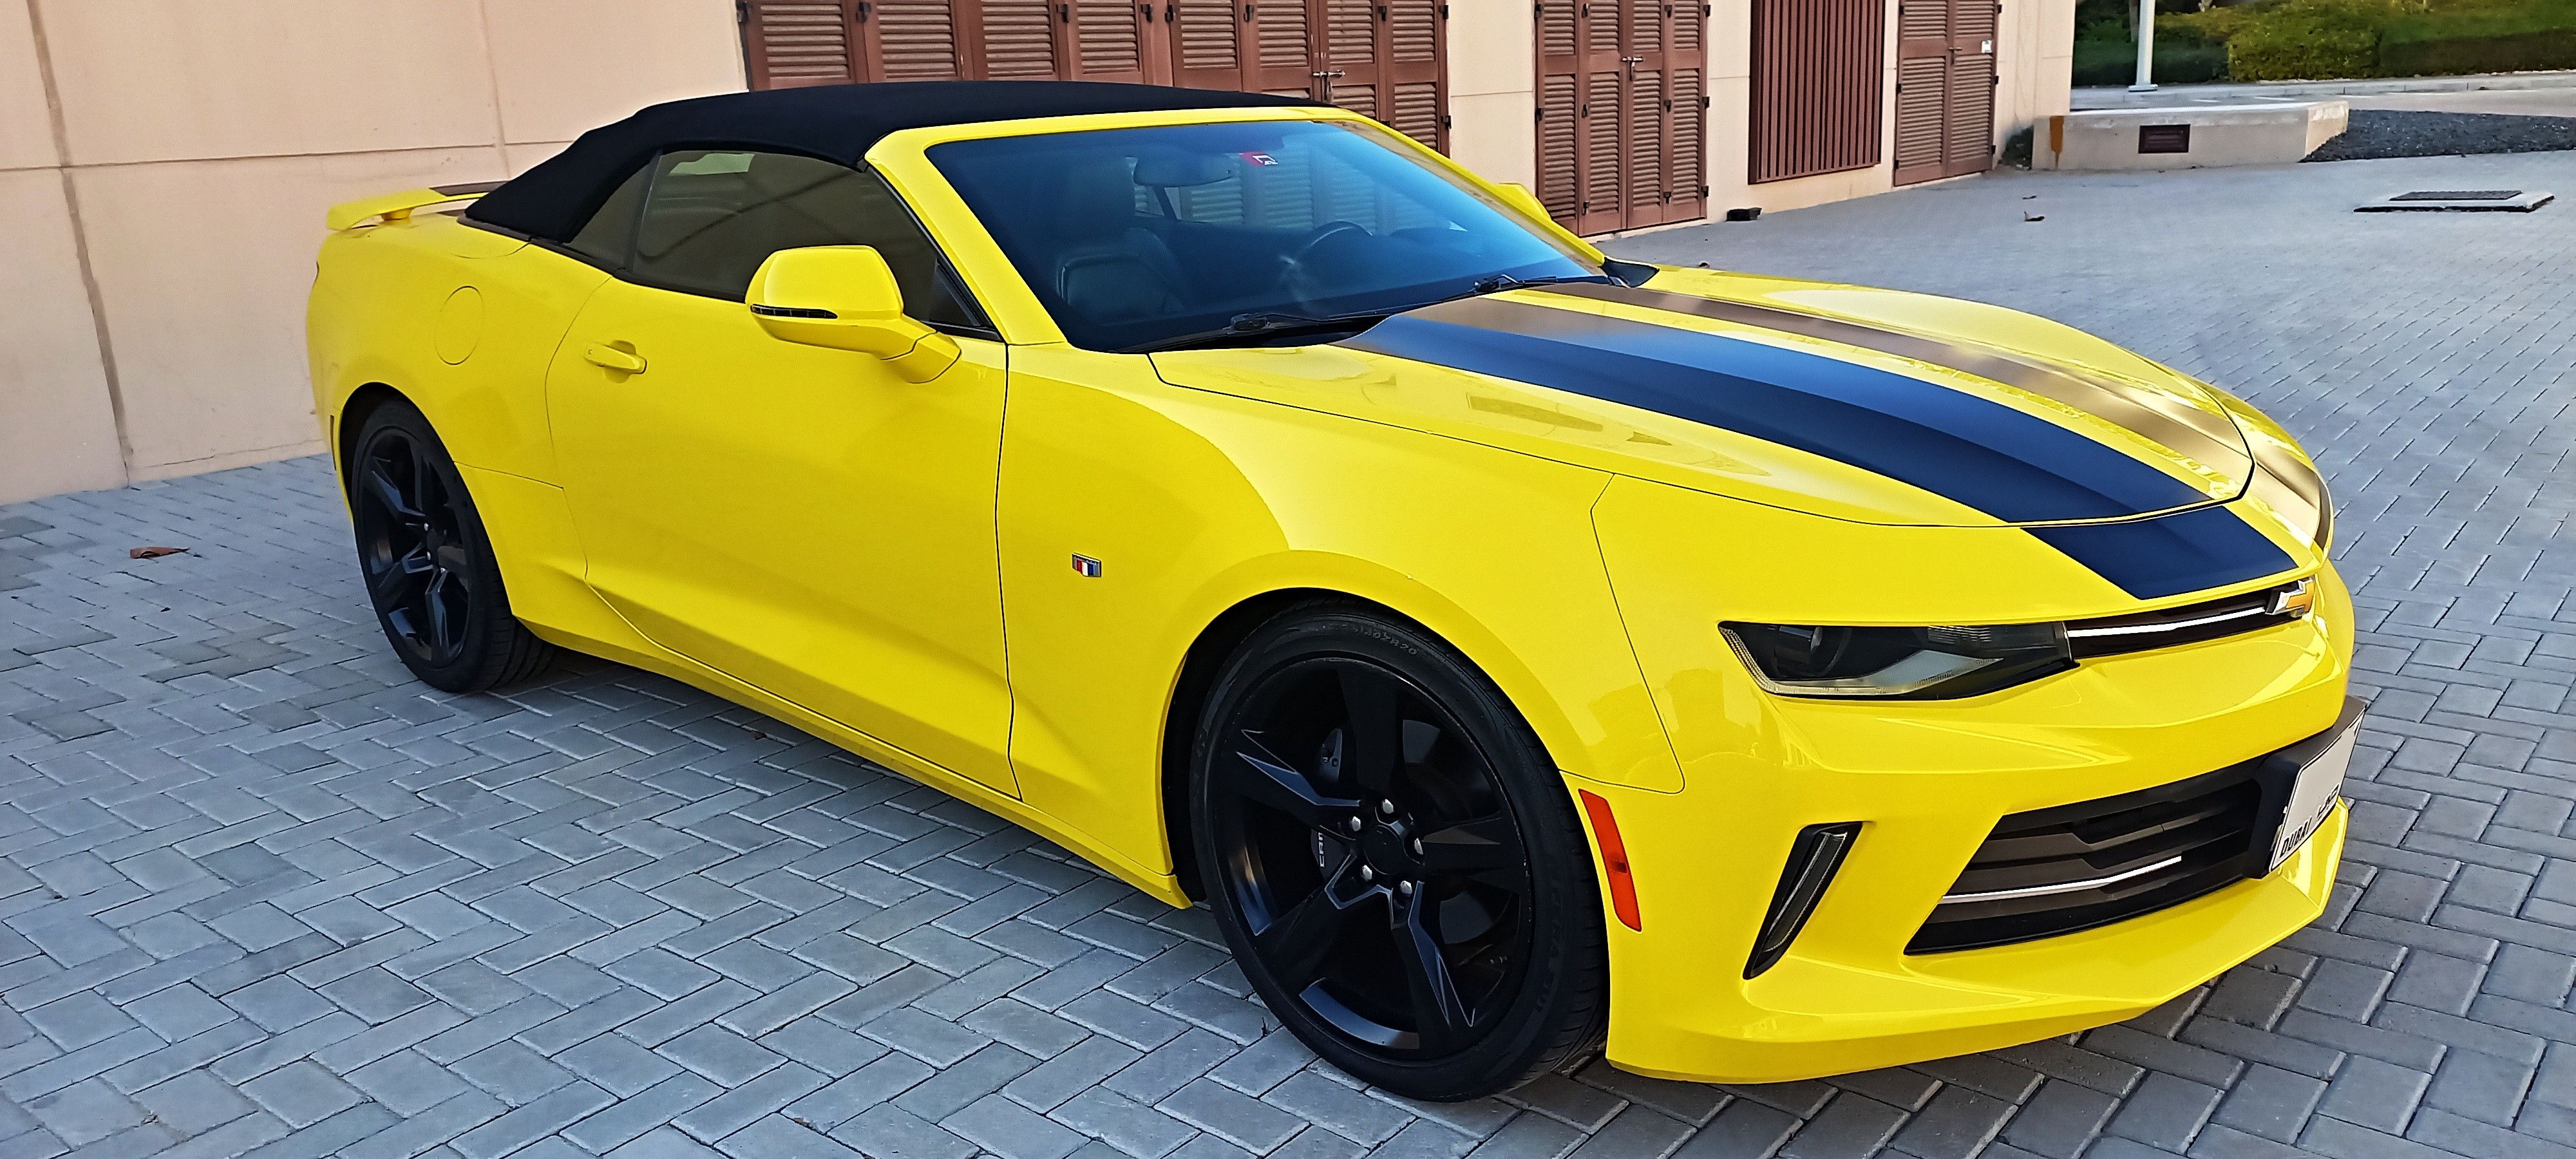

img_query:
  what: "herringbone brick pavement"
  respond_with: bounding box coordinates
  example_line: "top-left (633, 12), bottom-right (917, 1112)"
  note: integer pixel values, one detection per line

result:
top-left (2, 149), bottom-right (2572, 1158)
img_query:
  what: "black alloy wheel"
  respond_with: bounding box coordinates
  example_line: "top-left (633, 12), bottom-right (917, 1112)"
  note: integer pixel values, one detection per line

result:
top-left (348, 399), bottom-right (554, 693)
top-left (1192, 605), bottom-right (1607, 1099)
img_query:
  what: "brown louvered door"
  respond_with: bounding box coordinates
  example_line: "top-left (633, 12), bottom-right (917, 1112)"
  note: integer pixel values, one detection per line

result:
top-left (740, 0), bottom-right (1448, 151)
top-left (743, 0), bottom-right (868, 86)
top-left (1893, 0), bottom-right (1993, 185)
top-left (1944, 0), bottom-right (1996, 179)
top-left (975, 0), bottom-right (1058, 77)
top-left (1579, 0), bottom-right (1624, 232)
top-left (1533, 1), bottom-right (1582, 224)
top-left (1318, 0), bottom-right (1378, 117)
top-left (1376, 0), bottom-right (1446, 149)
top-left (1620, 0), bottom-right (1667, 229)
top-left (1665, 0), bottom-right (1705, 222)
top-left (1058, 0), bottom-right (1155, 81)
top-left (1166, 0), bottom-right (1247, 87)
top-left (1533, 0), bottom-right (1701, 234)
top-left (1750, 0), bottom-right (1885, 184)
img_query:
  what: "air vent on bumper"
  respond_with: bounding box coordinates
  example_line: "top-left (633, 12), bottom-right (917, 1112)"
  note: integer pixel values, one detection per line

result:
top-left (1909, 699), bottom-right (2360, 955)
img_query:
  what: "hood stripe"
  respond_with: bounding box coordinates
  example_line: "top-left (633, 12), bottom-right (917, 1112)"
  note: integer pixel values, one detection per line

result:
top-left (2028, 505), bottom-right (2294, 599)
top-left (1537, 283), bottom-right (2253, 490)
top-left (1343, 299), bottom-right (2207, 523)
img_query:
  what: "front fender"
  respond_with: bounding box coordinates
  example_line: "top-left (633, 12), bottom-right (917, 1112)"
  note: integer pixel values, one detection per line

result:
top-left (995, 344), bottom-right (1683, 881)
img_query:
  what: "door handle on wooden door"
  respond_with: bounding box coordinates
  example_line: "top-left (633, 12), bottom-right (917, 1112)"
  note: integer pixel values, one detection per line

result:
top-left (584, 344), bottom-right (647, 374)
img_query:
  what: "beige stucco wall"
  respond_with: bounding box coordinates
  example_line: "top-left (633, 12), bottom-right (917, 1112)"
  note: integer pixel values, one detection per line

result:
top-left (0, 0), bottom-right (744, 504)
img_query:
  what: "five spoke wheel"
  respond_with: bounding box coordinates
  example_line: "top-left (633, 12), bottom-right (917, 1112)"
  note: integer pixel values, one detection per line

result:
top-left (353, 427), bottom-right (475, 668)
top-left (1208, 657), bottom-right (1537, 1058)
top-left (345, 399), bottom-right (554, 693)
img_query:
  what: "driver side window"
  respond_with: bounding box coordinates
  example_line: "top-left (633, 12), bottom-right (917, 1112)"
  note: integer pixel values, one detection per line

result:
top-left (564, 149), bottom-right (985, 332)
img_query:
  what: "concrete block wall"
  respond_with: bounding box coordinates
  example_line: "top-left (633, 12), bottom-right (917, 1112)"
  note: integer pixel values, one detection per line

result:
top-left (0, 0), bottom-right (746, 504)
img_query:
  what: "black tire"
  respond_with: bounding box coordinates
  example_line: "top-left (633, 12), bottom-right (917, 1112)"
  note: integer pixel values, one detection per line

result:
top-left (346, 399), bottom-right (556, 693)
top-left (1188, 602), bottom-right (1607, 1100)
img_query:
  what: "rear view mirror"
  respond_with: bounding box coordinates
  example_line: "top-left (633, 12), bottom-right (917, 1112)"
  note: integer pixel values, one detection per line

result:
top-left (746, 245), bottom-right (958, 382)
top-left (1495, 182), bottom-right (1549, 223)
top-left (1133, 149), bottom-right (1233, 187)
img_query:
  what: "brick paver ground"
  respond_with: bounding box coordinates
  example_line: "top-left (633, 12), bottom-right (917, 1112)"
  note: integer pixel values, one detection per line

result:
top-left (5, 149), bottom-right (2575, 1158)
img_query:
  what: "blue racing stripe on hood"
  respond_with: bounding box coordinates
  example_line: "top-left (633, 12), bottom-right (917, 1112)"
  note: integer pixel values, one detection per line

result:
top-left (1341, 302), bottom-right (2209, 523)
top-left (2026, 505), bottom-right (2295, 599)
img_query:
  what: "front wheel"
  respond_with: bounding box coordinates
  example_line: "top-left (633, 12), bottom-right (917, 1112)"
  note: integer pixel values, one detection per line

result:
top-left (1189, 604), bottom-right (1607, 1100)
top-left (346, 399), bottom-right (555, 693)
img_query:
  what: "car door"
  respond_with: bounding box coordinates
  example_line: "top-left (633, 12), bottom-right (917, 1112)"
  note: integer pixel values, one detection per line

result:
top-left (544, 148), bottom-right (1018, 796)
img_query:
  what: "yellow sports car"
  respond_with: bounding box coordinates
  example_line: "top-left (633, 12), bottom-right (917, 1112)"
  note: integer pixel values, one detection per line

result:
top-left (308, 81), bottom-right (2356, 1100)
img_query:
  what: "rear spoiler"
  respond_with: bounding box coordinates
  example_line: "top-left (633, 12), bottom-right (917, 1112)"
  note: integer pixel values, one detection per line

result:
top-left (325, 180), bottom-right (506, 231)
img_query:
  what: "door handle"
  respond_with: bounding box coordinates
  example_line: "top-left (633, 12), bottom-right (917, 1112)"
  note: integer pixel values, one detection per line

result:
top-left (584, 344), bottom-right (647, 374)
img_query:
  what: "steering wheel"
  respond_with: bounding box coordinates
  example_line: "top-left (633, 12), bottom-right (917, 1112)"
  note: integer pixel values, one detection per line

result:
top-left (1280, 220), bottom-right (1372, 308)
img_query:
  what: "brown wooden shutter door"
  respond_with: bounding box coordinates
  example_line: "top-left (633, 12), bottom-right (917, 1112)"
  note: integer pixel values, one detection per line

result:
top-left (1893, 0), bottom-right (1993, 185)
top-left (1253, 2), bottom-right (1318, 95)
top-left (1749, 0), bottom-right (1884, 184)
top-left (977, 0), bottom-right (1059, 76)
top-left (741, 0), bottom-right (1448, 157)
top-left (1945, 0), bottom-right (1996, 178)
top-left (743, 0), bottom-right (869, 86)
top-left (1534, 1), bottom-right (1582, 223)
top-left (1533, 0), bottom-right (1701, 234)
top-left (1667, 0), bottom-right (1706, 223)
top-left (1381, 0), bottom-right (1446, 151)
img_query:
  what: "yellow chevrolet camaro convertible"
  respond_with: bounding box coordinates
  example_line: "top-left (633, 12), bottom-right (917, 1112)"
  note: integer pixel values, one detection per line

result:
top-left (308, 81), bottom-right (2357, 1099)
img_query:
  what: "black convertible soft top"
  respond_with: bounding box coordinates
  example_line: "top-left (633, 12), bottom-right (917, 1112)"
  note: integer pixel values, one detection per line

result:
top-left (466, 80), bottom-right (1318, 243)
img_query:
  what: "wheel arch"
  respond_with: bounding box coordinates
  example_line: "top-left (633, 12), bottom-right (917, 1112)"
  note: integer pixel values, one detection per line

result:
top-left (335, 382), bottom-right (413, 487)
top-left (1157, 585), bottom-right (1564, 902)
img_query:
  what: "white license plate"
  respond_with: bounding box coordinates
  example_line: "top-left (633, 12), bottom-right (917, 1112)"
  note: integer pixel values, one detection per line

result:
top-left (2270, 718), bottom-right (2356, 869)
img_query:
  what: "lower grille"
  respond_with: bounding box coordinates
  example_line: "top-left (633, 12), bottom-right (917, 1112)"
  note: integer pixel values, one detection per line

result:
top-left (1909, 713), bottom-right (2351, 954)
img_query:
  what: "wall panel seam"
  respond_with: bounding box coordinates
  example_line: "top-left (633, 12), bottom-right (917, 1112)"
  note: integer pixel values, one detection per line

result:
top-left (23, 0), bottom-right (131, 485)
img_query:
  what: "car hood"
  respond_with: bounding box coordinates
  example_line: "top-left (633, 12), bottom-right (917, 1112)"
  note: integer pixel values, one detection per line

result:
top-left (1148, 268), bottom-right (2259, 528)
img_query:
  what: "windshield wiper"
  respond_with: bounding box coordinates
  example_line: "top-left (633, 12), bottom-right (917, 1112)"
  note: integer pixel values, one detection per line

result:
top-left (1129, 309), bottom-right (1397, 353)
top-left (1132, 272), bottom-right (1619, 354)
top-left (1467, 271), bottom-right (1617, 296)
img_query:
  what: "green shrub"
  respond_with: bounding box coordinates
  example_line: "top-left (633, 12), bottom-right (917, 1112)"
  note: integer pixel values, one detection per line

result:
top-left (2380, 27), bottom-right (2576, 75)
top-left (2227, 1), bottom-right (2383, 79)
top-left (2072, 26), bottom-right (2233, 85)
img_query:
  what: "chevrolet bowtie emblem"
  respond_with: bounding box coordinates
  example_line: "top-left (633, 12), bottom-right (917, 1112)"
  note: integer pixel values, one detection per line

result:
top-left (2268, 578), bottom-right (2316, 618)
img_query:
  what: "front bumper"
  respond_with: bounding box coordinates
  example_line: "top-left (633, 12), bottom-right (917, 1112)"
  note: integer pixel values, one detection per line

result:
top-left (1578, 567), bottom-right (2356, 1084)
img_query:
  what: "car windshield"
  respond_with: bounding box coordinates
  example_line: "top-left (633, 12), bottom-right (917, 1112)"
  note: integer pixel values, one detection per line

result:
top-left (929, 119), bottom-right (1604, 352)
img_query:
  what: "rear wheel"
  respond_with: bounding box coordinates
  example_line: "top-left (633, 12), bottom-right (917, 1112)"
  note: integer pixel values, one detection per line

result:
top-left (347, 400), bottom-right (554, 693)
top-left (1189, 604), bottom-right (1607, 1100)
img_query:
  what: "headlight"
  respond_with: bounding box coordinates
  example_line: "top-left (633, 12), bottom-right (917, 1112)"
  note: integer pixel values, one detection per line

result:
top-left (1719, 621), bottom-right (2074, 699)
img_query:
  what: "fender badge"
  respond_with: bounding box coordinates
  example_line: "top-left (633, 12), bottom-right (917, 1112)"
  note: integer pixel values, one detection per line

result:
top-left (1071, 554), bottom-right (1103, 578)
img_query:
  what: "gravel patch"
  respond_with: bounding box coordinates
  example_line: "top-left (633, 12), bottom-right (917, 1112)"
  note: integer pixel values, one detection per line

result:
top-left (2306, 108), bottom-right (2576, 162)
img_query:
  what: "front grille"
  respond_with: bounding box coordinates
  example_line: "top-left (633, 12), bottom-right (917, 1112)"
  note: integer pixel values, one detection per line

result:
top-left (2064, 580), bottom-right (2310, 660)
top-left (1911, 760), bottom-right (2299, 955)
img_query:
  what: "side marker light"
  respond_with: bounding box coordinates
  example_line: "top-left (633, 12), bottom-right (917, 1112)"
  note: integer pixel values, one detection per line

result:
top-left (1578, 789), bottom-right (1642, 932)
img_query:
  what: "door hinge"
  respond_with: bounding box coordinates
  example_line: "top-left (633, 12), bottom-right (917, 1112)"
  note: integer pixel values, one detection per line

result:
top-left (1699, 184), bottom-right (1710, 196)
top-left (1442, 114), bottom-right (1454, 127)
top-left (855, 1), bottom-right (871, 21)
top-left (1701, 95), bottom-right (1711, 108)
top-left (1059, 2), bottom-right (1070, 19)
top-left (1534, 1), bottom-right (1544, 15)
top-left (1243, 3), bottom-right (1255, 21)
top-left (1377, 3), bottom-right (1389, 18)
top-left (736, 0), bottom-right (748, 23)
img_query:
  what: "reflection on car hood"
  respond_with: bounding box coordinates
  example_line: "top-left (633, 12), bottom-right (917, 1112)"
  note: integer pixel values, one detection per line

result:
top-left (1149, 268), bottom-right (2259, 531)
